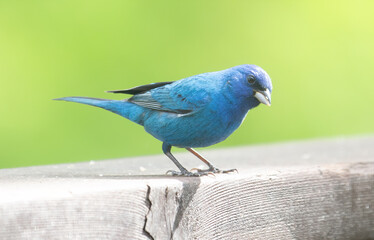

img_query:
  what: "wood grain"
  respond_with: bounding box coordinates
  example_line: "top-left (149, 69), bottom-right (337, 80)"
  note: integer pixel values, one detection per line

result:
top-left (0, 136), bottom-right (373, 239)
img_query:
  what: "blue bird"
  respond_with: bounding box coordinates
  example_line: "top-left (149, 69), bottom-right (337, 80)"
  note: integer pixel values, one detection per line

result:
top-left (55, 64), bottom-right (272, 176)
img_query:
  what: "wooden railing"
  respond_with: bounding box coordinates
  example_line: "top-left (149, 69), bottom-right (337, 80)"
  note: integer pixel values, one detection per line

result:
top-left (0, 136), bottom-right (373, 239)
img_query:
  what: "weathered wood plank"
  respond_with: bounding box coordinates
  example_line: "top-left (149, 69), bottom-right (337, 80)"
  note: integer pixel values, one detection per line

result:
top-left (0, 136), bottom-right (373, 239)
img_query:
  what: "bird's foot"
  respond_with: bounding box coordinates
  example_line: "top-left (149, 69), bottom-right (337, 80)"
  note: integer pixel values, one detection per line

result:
top-left (190, 167), bottom-right (238, 175)
top-left (166, 169), bottom-right (209, 177)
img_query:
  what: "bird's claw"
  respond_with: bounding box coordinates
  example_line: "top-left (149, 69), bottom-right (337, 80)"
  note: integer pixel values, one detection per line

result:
top-left (166, 169), bottom-right (209, 177)
top-left (165, 167), bottom-right (238, 177)
top-left (222, 168), bottom-right (238, 174)
top-left (190, 167), bottom-right (238, 174)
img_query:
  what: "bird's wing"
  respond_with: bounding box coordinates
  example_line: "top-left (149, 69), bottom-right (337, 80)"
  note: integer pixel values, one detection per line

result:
top-left (107, 82), bottom-right (174, 95)
top-left (128, 77), bottom-right (213, 114)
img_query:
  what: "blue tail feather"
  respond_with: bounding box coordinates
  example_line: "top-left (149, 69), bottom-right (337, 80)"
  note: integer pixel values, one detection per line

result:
top-left (55, 97), bottom-right (123, 119)
top-left (54, 96), bottom-right (114, 109)
top-left (55, 96), bottom-right (148, 126)
top-left (54, 96), bottom-right (120, 112)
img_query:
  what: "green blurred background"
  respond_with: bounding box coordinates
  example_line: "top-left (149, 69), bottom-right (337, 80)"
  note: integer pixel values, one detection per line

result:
top-left (0, 0), bottom-right (373, 168)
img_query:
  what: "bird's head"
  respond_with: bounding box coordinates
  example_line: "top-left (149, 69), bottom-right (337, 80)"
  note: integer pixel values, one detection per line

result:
top-left (231, 64), bottom-right (273, 107)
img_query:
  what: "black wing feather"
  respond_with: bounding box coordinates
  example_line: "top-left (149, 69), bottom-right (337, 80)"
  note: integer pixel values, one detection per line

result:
top-left (107, 81), bottom-right (173, 95)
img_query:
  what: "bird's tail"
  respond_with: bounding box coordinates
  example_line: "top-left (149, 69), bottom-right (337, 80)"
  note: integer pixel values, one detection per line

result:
top-left (54, 96), bottom-right (129, 118)
top-left (55, 96), bottom-right (149, 126)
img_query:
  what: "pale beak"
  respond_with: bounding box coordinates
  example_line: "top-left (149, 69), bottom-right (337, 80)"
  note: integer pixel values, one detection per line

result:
top-left (254, 88), bottom-right (271, 106)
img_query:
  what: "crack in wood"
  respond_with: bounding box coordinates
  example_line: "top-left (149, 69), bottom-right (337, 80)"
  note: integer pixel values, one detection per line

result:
top-left (143, 185), bottom-right (155, 240)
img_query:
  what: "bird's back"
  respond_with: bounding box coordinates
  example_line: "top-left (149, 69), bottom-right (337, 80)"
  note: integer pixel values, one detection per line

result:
top-left (138, 71), bottom-right (251, 147)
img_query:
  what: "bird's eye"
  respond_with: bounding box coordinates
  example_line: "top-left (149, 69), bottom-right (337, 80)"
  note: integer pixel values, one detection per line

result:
top-left (247, 75), bottom-right (256, 84)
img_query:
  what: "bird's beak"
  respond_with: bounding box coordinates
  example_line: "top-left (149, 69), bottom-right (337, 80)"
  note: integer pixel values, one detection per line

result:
top-left (254, 88), bottom-right (271, 106)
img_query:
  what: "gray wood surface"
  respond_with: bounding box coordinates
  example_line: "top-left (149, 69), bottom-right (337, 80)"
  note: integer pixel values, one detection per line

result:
top-left (0, 136), bottom-right (373, 239)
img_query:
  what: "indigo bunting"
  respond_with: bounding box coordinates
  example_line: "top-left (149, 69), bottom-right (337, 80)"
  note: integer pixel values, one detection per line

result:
top-left (55, 64), bottom-right (272, 176)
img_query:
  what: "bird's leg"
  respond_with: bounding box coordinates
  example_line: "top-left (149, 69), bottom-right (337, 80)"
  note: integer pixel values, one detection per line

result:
top-left (186, 148), bottom-right (238, 174)
top-left (186, 148), bottom-right (218, 172)
top-left (163, 143), bottom-right (207, 177)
